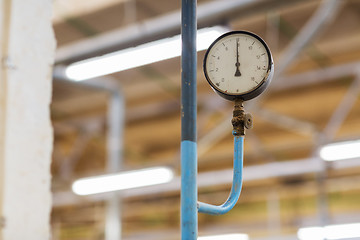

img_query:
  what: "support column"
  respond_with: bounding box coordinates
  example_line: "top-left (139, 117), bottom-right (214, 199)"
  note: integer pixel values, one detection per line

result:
top-left (105, 92), bottom-right (124, 240)
top-left (0, 0), bottom-right (55, 239)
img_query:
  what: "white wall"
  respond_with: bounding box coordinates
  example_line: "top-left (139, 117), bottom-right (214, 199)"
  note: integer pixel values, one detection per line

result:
top-left (0, 0), bottom-right (55, 239)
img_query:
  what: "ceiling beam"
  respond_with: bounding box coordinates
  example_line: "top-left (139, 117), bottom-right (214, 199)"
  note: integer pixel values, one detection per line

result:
top-left (55, 0), bottom-right (309, 64)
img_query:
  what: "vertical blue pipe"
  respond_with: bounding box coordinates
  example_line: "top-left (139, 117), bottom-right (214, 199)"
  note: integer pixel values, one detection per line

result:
top-left (181, 0), bottom-right (197, 240)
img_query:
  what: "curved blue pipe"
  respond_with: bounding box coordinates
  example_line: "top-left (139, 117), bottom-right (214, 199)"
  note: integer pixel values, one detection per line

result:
top-left (197, 135), bottom-right (244, 215)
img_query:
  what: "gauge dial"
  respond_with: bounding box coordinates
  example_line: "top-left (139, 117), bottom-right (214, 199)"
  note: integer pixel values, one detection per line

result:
top-left (203, 31), bottom-right (273, 101)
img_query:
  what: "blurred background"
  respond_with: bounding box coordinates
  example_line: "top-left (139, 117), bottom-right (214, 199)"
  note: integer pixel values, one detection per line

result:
top-left (50, 0), bottom-right (360, 239)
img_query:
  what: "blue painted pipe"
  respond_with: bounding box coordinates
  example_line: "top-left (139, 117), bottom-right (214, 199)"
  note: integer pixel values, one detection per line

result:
top-left (181, 0), bottom-right (197, 239)
top-left (180, 0), bottom-right (245, 237)
top-left (198, 135), bottom-right (244, 215)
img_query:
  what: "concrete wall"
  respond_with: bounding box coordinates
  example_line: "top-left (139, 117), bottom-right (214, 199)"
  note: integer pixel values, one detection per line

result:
top-left (0, 0), bottom-right (55, 239)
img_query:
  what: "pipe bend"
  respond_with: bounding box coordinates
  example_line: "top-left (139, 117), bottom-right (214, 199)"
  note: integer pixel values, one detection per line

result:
top-left (197, 135), bottom-right (244, 215)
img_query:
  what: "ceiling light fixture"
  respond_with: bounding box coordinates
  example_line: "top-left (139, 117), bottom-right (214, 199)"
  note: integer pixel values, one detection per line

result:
top-left (65, 26), bottom-right (228, 81)
top-left (298, 223), bottom-right (360, 240)
top-left (198, 233), bottom-right (249, 240)
top-left (72, 167), bottom-right (174, 195)
top-left (319, 139), bottom-right (360, 161)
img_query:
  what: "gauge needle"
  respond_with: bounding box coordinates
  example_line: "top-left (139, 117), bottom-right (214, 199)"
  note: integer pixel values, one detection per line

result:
top-left (234, 39), bottom-right (241, 77)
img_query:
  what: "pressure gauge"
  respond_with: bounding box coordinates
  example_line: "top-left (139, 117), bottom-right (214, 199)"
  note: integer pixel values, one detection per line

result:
top-left (203, 31), bottom-right (274, 101)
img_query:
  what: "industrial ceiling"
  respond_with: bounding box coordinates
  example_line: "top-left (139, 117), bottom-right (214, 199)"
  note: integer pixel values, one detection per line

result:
top-left (51, 0), bottom-right (360, 239)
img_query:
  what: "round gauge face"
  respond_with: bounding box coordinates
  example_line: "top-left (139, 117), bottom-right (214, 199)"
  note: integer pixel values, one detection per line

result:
top-left (203, 31), bottom-right (273, 101)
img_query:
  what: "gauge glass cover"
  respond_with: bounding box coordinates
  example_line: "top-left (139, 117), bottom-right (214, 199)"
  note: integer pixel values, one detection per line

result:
top-left (203, 31), bottom-right (273, 101)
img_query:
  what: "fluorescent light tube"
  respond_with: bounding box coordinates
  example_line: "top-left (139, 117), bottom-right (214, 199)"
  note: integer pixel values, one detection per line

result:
top-left (65, 26), bottom-right (228, 81)
top-left (298, 226), bottom-right (325, 240)
top-left (298, 223), bottom-right (360, 240)
top-left (72, 167), bottom-right (174, 195)
top-left (198, 233), bottom-right (249, 240)
top-left (319, 139), bottom-right (360, 161)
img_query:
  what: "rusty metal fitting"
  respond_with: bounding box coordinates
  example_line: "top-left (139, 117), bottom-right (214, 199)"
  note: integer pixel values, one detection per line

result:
top-left (231, 100), bottom-right (253, 136)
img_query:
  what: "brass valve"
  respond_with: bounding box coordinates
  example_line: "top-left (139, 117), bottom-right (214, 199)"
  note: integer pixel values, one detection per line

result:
top-left (231, 100), bottom-right (253, 136)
